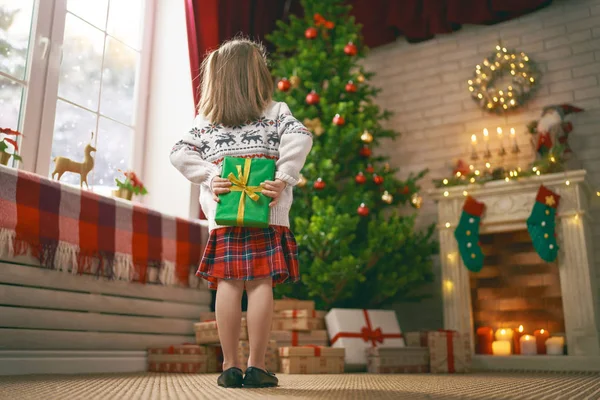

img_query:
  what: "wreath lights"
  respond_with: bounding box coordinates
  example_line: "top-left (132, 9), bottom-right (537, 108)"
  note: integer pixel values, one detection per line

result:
top-left (468, 44), bottom-right (540, 114)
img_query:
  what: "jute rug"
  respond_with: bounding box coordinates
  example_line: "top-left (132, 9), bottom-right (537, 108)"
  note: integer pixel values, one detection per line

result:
top-left (0, 372), bottom-right (599, 400)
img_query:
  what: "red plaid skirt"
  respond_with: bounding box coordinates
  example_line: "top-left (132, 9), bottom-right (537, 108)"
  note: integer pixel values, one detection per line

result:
top-left (197, 226), bottom-right (300, 290)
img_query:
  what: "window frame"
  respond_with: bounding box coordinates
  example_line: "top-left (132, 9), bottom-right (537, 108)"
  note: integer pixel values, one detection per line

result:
top-left (16, 0), bottom-right (155, 192)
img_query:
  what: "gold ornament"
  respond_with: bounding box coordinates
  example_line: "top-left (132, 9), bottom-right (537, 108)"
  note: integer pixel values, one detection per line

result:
top-left (410, 192), bottom-right (423, 209)
top-left (384, 163), bottom-right (390, 173)
top-left (289, 75), bottom-right (301, 88)
top-left (360, 130), bottom-right (373, 143)
top-left (298, 174), bottom-right (307, 187)
top-left (51, 132), bottom-right (96, 188)
top-left (303, 118), bottom-right (324, 136)
top-left (357, 74), bottom-right (365, 83)
top-left (381, 190), bottom-right (393, 204)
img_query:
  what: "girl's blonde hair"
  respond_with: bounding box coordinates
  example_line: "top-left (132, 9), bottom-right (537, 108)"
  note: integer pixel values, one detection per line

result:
top-left (198, 38), bottom-right (274, 127)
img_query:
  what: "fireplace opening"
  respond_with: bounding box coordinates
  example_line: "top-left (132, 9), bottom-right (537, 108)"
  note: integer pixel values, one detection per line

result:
top-left (470, 229), bottom-right (565, 355)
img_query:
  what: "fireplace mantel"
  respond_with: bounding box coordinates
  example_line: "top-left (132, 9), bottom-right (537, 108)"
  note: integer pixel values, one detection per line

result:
top-left (429, 170), bottom-right (600, 371)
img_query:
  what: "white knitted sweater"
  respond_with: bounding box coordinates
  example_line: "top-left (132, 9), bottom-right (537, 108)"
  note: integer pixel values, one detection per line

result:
top-left (170, 101), bottom-right (313, 232)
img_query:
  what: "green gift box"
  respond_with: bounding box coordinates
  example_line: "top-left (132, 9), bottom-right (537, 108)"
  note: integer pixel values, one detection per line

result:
top-left (215, 157), bottom-right (276, 228)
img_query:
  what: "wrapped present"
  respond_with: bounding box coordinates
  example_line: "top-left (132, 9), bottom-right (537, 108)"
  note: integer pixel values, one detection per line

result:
top-left (215, 157), bottom-right (275, 228)
top-left (194, 318), bottom-right (248, 344)
top-left (271, 330), bottom-right (329, 347)
top-left (205, 345), bottom-right (223, 373)
top-left (405, 331), bottom-right (430, 347)
top-left (367, 347), bottom-right (429, 374)
top-left (199, 311), bottom-right (247, 322)
top-left (325, 309), bottom-right (405, 366)
top-left (428, 330), bottom-right (471, 373)
top-left (147, 344), bottom-right (208, 373)
top-left (272, 309), bottom-right (326, 331)
top-left (273, 299), bottom-right (315, 312)
top-left (238, 340), bottom-right (279, 372)
top-left (279, 346), bottom-right (345, 374)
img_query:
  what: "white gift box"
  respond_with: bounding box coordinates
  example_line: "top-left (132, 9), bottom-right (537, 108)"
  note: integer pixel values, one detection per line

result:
top-left (325, 308), bottom-right (405, 366)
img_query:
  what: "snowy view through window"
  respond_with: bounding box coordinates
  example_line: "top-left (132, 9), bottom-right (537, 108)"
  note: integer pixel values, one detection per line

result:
top-left (0, 0), bottom-right (144, 195)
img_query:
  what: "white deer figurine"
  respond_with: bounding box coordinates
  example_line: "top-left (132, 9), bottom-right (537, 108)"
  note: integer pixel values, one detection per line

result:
top-left (52, 132), bottom-right (96, 188)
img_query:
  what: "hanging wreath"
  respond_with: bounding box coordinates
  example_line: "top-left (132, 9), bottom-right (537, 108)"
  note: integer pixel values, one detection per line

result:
top-left (468, 44), bottom-right (540, 114)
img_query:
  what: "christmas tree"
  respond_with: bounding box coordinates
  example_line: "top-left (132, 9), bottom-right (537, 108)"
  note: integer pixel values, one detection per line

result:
top-left (267, 0), bottom-right (438, 310)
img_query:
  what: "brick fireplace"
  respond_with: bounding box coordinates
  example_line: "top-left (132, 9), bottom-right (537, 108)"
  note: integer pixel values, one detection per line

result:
top-left (431, 170), bottom-right (600, 371)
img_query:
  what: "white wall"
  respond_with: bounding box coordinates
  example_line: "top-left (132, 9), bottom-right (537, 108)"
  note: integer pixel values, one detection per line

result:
top-left (364, 0), bottom-right (600, 330)
top-left (143, 0), bottom-right (198, 219)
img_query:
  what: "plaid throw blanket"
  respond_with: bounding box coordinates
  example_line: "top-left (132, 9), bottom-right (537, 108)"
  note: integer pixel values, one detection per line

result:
top-left (0, 166), bottom-right (204, 286)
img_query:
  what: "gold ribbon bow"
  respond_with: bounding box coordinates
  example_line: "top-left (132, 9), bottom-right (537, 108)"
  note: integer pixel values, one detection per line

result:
top-left (303, 117), bottom-right (324, 136)
top-left (227, 158), bottom-right (263, 225)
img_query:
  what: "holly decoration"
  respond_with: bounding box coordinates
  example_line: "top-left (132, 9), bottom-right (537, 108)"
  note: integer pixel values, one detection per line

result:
top-left (357, 203), bottom-right (369, 216)
top-left (355, 172), bottom-right (366, 184)
top-left (345, 81), bottom-right (357, 93)
top-left (313, 177), bottom-right (326, 190)
top-left (277, 78), bottom-right (291, 92)
top-left (306, 90), bottom-right (320, 105)
top-left (0, 128), bottom-right (23, 163)
top-left (332, 114), bottom-right (345, 126)
top-left (344, 42), bottom-right (358, 56)
top-left (527, 185), bottom-right (560, 262)
top-left (454, 196), bottom-right (486, 272)
top-left (305, 27), bottom-right (318, 39)
top-left (359, 145), bottom-right (371, 158)
top-left (373, 174), bottom-right (384, 185)
top-left (115, 170), bottom-right (148, 196)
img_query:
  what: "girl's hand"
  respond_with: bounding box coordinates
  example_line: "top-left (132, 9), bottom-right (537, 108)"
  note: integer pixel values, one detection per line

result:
top-left (261, 179), bottom-right (287, 207)
top-left (211, 177), bottom-right (232, 202)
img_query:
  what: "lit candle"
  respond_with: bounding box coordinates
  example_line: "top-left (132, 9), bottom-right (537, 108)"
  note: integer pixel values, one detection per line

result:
top-left (534, 329), bottom-right (550, 354)
top-left (483, 129), bottom-right (491, 159)
top-left (545, 337), bottom-right (565, 355)
top-left (520, 334), bottom-right (537, 355)
top-left (513, 325), bottom-right (524, 354)
top-left (492, 340), bottom-right (511, 356)
top-left (497, 127), bottom-right (506, 156)
top-left (471, 134), bottom-right (478, 161)
top-left (497, 127), bottom-right (503, 138)
top-left (476, 327), bottom-right (494, 355)
top-left (495, 328), bottom-right (514, 342)
top-left (510, 128), bottom-right (520, 154)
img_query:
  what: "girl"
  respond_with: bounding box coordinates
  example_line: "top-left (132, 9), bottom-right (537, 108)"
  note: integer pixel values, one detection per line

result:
top-left (170, 38), bottom-right (312, 388)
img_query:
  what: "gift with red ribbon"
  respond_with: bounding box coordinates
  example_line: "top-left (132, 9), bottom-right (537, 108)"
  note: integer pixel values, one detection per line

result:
top-left (325, 309), bottom-right (406, 366)
top-left (279, 345), bottom-right (345, 374)
top-left (270, 330), bottom-right (329, 347)
top-left (194, 318), bottom-right (248, 344)
top-left (428, 330), bottom-right (471, 373)
top-left (272, 309), bottom-right (326, 331)
top-left (147, 344), bottom-right (208, 373)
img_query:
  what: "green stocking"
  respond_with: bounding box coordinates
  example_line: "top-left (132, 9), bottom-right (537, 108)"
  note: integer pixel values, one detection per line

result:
top-left (527, 185), bottom-right (560, 262)
top-left (454, 196), bottom-right (486, 272)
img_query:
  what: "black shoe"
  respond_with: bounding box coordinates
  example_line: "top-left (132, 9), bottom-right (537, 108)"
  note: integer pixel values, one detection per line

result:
top-left (243, 366), bottom-right (278, 388)
top-left (217, 367), bottom-right (243, 388)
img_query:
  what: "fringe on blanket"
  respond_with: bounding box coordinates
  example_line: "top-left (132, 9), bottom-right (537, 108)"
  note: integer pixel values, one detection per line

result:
top-left (0, 228), bottom-right (189, 286)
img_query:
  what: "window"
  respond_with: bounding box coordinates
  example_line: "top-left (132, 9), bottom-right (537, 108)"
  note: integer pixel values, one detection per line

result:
top-left (0, 0), bottom-right (35, 162)
top-left (0, 0), bottom-right (152, 195)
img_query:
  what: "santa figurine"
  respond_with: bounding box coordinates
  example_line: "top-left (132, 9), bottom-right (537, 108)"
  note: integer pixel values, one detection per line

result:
top-left (529, 104), bottom-right (584, 158)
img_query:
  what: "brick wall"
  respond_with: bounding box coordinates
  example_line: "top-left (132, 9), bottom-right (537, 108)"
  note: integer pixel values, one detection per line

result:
top-left (364, 0), bottom-right (600, 331)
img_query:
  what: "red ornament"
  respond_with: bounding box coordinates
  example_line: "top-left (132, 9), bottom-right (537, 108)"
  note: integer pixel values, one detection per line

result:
top-left (333, 114), bottom-right (345, 126)
top-left (366, 164), bottom-right (375, 174)
top-left (305, 27), bottom-right (318, 40)
top-left (344, 42), bottom-right (358, 56)
top-left (277, 78), bottom-right (291, 92)
top-left (306, 90), bottom-right (320, 105)
top-left (359, 146), bottom-right (371, 158)
top-left (345, 81), bottom-right (357, 93)
top-left (357, 203), bottom-right (370, 217)
top-left (355, 172), bottom-right (366, 184)
top-left (373, 174), bottom-right (384, 185)
top-left (313, 178), bottom-right (326, 190)
top-left (402, 185), bottom-right (410, 195)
